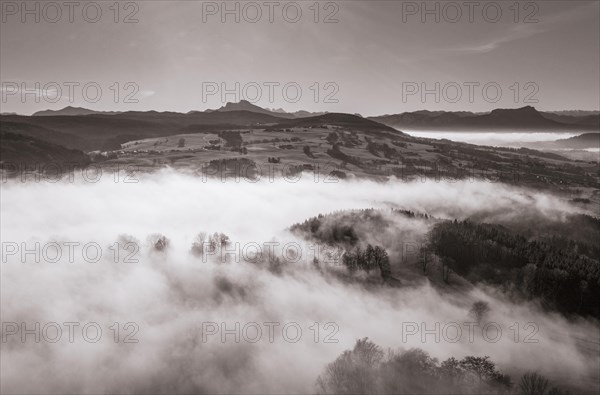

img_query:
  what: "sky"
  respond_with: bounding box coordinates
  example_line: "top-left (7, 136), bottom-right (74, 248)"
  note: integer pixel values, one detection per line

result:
top-left (1, 0), bottom-right (599, 115)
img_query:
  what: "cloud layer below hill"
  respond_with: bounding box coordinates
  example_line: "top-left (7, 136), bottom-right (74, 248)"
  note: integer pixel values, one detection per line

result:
top-left (1, 170), bottom-right (597, 394)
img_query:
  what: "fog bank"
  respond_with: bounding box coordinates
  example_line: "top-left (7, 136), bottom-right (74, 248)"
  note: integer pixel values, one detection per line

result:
top-left (1, 170), bottom-right (597, 394)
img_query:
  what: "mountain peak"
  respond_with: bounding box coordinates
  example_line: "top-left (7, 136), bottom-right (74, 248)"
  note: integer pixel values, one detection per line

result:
top-left (203, 100), bottom-right (326, 119)
top-left (490, 106), bottom-right (540, 116)
top-left (33, 106), bottom-right (96, 116)
top-left (218, 100), bottom-right (265, 112)
top-left (31, 106), bottom-right (122, 116)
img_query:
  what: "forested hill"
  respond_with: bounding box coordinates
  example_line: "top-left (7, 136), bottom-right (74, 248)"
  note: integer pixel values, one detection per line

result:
top-left (426, 219), bottom-right (600, 318)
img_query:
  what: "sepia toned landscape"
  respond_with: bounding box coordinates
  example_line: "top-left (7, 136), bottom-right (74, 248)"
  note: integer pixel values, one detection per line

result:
top-left (1, 1), bottom-right (599, 394)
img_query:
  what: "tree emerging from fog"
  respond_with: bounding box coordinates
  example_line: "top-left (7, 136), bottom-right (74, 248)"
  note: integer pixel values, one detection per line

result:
top-left (317, 338), bottom-right (513, 394)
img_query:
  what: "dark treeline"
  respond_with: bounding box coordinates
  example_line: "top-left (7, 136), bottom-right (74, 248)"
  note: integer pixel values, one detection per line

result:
top-left (366, 138), bottom-right (400, 160)
top-left (292, 209), bottom-right (600, 318)
top-left (217, 130), bottom-right (243, 149)
top-left (342, 244), bottom-right (392, 279)
top-left (291, 208), bottom-right (431, 247)
top-left (327, 143), bottom-right (362, 167)
top-left (291, 209), bottom-right (432, 281)
top-left (426, 220), bottom-right (600, 318)
top-left (291, 213), bottom-right (360, 247)
top-left (316, 338), bottom-right (572, 395)
top-left (390, 208), bottom-right (432, 219)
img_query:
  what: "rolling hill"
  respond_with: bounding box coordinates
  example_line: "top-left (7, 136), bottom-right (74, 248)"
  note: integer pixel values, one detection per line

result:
top-left (1, 103), bottom-right (598, 196)
top-left (0, 105), bottom-right (398, 151)
top-left (1, 131), bottom-right (90, 169)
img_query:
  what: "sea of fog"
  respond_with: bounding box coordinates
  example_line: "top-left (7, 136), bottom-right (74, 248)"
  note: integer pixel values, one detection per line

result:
top-left (1, 170), bottom-right (598, 394)
top-left (403, 130), bottom-right (579, 147)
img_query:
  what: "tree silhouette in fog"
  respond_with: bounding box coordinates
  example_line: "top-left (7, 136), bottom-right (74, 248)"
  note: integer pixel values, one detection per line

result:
top-left (317, 338), bottom-right (512, 394)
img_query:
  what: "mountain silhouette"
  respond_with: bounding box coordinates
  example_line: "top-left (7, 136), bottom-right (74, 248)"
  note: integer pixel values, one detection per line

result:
top-left (33, 106), bottom-right (121, 116)
top-left (370, 106), bottom-right (599, 131)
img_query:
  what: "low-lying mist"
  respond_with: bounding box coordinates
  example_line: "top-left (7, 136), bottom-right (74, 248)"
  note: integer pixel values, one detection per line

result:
top-left (403, 130), bottom-right (579, 147)
top-left (1, 169), bottom-right (598, 394)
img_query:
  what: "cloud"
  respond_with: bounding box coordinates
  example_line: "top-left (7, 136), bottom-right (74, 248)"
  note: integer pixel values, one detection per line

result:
top-left (449, 2), bottom-right (599, 54)
top-left (139, 90), bottom-right (156, 98)
top-left (452, 24), bottom-right (546, 54)
top-left (1, 170), bottom-right (597, 394)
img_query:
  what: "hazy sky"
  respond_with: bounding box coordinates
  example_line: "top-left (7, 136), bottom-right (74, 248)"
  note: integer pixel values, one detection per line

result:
top-left (1, 0), bottom-right (599, 115)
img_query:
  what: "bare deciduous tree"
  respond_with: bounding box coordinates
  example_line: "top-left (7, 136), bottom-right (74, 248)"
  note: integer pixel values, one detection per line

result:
top-left (469, 301), bottom-right (491, 323)
top-left (519, 372), bottom-right (550, 395)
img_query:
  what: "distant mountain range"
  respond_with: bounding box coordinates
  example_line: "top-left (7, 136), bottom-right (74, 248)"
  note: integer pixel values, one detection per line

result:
top-left (33, 101), bottom-right (326, 119)
top-left (32, 106), bottom-right (122, 116)
top-left (28, 104), bottom-right (600, 132)
top-left (3, 103), bottom-right (598, 158)
top-left (521, 132), bottom-right (600, 150)
top-left (546, 110), bottom-right (600, 116)
top-left (554, 133), bottom-right (600, 149)
top-left (2, 103), bottom-right (392, 152)
top-left (200, 100), bottom-right (295, 118)
top-left (201, 100), bottom-right (326, 119)
top-left (369, 106), bottom-right (599, 131)
top-left (3, 102), bottom-right (599, 190)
